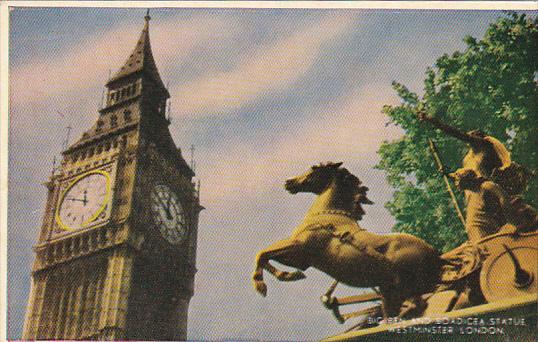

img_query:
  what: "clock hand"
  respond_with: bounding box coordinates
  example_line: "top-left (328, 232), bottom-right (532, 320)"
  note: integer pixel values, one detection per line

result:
top-left (82, 190), bottom-right (88, 206)
top-left (166, 195), bottom-right (172, 210)
top-left (156, 195), bottom-right (172, 220)
top-left (66, 197), bottom-right (87, 203)
top-left (165, 195), bottom-right (173, 220)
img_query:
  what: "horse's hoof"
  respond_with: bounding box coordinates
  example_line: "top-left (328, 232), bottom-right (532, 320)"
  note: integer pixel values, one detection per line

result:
top-left (254, 280), bottom-right (267, 297)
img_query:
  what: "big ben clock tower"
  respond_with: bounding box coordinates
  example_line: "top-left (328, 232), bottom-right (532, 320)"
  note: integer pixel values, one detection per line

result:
top-left (22, 13), bottom-right (201, 340)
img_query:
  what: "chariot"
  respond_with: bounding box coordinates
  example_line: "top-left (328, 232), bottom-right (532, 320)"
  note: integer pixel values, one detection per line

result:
top-left (321, 229), bottom-right (538, 331)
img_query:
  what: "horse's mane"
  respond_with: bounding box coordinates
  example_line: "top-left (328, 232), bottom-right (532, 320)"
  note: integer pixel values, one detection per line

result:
top-left (335, 167), bottom-right (373, 221)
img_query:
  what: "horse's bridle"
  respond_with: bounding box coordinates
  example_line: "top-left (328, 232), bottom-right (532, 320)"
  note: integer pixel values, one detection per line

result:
top-left (310, 209), bottom-right (359, 220)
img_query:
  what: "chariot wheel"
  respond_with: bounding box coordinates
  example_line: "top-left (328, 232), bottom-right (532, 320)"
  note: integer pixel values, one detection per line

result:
top-left (480, 242), bottom-right (538, 302)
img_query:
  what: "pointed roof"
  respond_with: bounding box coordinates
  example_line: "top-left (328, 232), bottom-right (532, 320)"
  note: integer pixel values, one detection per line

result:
top-left (107, 12), bottom-right (168, 95)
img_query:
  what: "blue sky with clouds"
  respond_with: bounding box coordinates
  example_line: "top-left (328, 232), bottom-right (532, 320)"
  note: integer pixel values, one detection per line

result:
top-left (8, 6), bottom-right (535, 340)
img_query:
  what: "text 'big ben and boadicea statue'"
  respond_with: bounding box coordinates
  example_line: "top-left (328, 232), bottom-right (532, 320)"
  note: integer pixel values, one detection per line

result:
top-left (23, 13), bottom-right (202, 341)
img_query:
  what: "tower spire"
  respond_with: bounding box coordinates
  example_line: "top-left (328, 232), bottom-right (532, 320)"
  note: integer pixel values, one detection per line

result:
top-left (105, 10), bottom-right (168, 97)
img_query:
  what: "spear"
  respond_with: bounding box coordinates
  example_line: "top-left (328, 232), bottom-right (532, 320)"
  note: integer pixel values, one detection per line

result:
top-left (427, 137), bottom-right (466, 227)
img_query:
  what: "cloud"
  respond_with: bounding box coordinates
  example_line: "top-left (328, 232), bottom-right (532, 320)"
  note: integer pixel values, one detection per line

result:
top-left (170, 13), bottom-right (359, 116)
top-left (10, 15), bottom-right (244, 108)
top-left (197, 82), bottom-right (402, 210)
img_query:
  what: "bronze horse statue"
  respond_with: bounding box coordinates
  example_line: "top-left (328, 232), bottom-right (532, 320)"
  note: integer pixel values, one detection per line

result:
top-left (253, 162), bottom-right (444, 316)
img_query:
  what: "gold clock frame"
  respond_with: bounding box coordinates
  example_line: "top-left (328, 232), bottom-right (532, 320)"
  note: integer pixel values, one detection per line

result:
top-left (55, 169), bottom-right (112, 231)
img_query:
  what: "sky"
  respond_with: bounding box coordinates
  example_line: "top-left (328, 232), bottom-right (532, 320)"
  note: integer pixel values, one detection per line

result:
top-left (7, 6), bottom-right (535, 341)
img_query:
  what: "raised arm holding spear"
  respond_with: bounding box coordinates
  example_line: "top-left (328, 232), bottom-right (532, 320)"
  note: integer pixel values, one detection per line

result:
top-left (417, 111), bottom-right (536, 233)
top-left (416, 111), bottom-right (529, 197)
top-left (417, 112), bottom-right (511, 179)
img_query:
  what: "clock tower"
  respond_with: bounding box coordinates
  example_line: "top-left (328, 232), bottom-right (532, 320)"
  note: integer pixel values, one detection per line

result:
top-left (22, 13), bottom-right (201, 340)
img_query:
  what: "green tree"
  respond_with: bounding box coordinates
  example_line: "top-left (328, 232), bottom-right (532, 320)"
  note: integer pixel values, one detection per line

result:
top-left (377, 13), bottom-right (537, 252)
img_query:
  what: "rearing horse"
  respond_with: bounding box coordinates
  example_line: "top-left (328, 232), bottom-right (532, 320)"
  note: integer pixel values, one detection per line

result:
top-left (253, 162), bottom-right (444, 316)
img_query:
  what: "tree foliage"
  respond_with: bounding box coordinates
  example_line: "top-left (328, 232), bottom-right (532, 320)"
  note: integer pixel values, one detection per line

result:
top-left (377, 13), bottom-right (538, 252)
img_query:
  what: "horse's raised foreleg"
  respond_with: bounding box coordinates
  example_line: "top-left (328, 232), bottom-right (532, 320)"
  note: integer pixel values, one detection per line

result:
top-left (253, 238), bottom-right (307, 296)
top-left (265, 262), bottom-right (307, 281)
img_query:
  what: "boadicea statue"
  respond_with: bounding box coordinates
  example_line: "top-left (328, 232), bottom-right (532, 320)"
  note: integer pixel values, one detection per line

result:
top-left (252, 162), bottom-right (444, 318)
top-left (418, 112), bottom-right (537, 232)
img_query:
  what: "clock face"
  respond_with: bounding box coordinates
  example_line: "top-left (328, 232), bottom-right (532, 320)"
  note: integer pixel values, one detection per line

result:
top-left (150, 184), bottom-right (187, 245)
top-left (56, 170), bottom-right (111, 231)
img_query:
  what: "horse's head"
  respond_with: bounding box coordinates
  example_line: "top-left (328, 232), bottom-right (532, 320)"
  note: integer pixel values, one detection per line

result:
top-left (285, 162), bottom-right (343, 195)
top-left (285, 162), bottom-right (373, 220)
